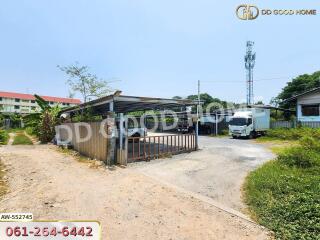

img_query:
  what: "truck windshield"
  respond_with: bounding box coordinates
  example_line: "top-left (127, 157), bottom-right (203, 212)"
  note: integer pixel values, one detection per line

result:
top-left (229, 118), bottom-right (247, 126)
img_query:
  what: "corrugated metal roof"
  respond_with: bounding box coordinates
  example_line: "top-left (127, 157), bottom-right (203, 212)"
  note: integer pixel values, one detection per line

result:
top-left (60, 93), bottom-right (197, 115)
top-left (282, 87), bottom-right (320, 103)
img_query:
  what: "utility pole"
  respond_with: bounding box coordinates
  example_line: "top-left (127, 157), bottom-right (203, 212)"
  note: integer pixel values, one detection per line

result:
top-left (197, 80), bottom-right (201, 114)
top-left (195, 80), bottom-right (200, 150)
top-left (245, 41), bottom-right (256, 106)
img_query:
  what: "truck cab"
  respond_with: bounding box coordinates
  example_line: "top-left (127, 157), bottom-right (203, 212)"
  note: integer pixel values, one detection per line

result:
top-left (229, 108), bottom-right (270, 139)
top-left (229, 112), bottom-right (254, 138)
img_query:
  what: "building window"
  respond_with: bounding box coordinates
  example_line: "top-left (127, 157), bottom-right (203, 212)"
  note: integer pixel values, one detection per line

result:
top-left (15, 98), bottom-right (20, 102)
top-left (0, 97), bottom-right (2, 101)
top-left (14, 105), bottom-right (20, 110)
top-left (50, 101), bottom-right (54, 104)
top-left (31, 100), bottom-right (35, 103)
top-left (301, 105), bottom-right (319, 116)
top-left (31, 106), bottom-right (36, 110)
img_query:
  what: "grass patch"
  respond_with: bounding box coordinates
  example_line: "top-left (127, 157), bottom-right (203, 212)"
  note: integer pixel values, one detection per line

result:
top-left (0, 129), bottom-right (9, 145)
top-left (244, 137), bottom-right (320, 239)
top-left (7, 128), bottom-right (24, 133)
top-left (57, 147), bottom-right (103, 168)
top-left (12, 132), bottom-right (33, 145)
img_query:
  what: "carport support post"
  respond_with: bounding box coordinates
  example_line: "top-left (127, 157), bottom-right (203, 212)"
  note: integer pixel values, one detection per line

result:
top-left (215, 113), bottom-right (218, 136)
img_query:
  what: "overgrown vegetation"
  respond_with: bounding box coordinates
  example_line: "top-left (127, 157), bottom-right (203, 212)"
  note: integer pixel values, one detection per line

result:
top-left (23, 95), bottom-right (60, 143)
top-left (261, 127), bottom-right (320, 141)
top-left (0, 129), bottom-right (9, 145)
top-left (0, 113), bottom-right (23, 129)
top-left (12, 132), bottom-right (33, 145)
top-left (25, 126), bottom-right (35, 136)
top-left (245, 132), bottom-right (320, 239)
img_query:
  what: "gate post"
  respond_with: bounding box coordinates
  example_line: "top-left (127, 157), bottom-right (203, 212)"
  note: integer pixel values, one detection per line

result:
top-left (195, 120), bottom-right (199, 150)
top-left (106, 114), bottom-right (116, 166)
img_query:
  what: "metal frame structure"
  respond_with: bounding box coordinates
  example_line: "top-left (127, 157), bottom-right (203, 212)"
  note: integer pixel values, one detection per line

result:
top-left (245, 41), bottom-right (256, 106)
top-left (60, 93), bottom-right (199, 165)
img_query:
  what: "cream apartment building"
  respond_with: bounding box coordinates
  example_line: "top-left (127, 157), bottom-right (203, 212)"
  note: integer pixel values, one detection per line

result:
top-left (0, 91), bottom-right (81, 114)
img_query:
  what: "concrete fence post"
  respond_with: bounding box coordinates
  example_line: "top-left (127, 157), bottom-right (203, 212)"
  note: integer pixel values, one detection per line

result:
top-left (106, 114), bottom-right (116, 166)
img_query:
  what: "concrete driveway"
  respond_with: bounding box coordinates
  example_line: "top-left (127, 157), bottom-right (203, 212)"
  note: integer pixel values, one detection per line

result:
top-left (132, 136), bottom-right (275, 212)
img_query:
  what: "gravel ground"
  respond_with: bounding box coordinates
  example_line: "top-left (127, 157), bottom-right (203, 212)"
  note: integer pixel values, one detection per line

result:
top-left (132, 136), bottom-right (275, 211)
top-left (0, 144), bottom-right (271, 239)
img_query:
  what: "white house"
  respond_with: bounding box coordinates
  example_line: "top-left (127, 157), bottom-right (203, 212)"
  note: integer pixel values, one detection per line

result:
top-left (286, 87), bottom-right (320, 122)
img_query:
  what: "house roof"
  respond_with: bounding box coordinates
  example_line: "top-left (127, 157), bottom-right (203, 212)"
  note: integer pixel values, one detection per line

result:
top-left (0, 91), bottom-right (81, 104)
top-left (283, 87), bottom-right (320, 103)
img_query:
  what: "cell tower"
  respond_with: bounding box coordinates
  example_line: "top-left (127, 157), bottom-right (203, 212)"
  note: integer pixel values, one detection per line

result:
top-left (245, 41), bottom-right (256, 106)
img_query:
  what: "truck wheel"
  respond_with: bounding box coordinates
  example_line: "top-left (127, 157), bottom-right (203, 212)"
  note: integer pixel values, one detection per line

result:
top-left (248, 132), bottom-right (254, 139)
top-left (232, 135), bottom-right (238, 139)
top-left (248, 132), bottom-right (256, 139)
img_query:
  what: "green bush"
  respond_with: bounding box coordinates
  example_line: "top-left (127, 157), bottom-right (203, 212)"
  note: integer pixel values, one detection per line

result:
top-left (25, 126), bottom-right (36, 136)
top-left (278, 146), bottom-right (320, 168)
top-left (0, 129), bottom-right (9, 145)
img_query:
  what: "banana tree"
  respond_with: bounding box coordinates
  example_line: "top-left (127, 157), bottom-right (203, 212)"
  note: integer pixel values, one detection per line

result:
top-left (23, 95), bottom-right (61, 143)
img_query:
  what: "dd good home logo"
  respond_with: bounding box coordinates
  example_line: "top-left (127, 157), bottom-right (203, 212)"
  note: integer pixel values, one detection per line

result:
top-left (236, 4), bottom-right (259, 20)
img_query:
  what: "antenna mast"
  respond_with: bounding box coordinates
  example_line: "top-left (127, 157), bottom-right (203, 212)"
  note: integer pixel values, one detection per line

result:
top-left (245, 41), bottom-right (256, 106)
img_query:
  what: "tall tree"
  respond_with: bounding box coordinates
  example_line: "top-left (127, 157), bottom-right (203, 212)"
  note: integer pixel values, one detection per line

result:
top-left (172, 96), bottom-right (182, 100)
top-left (187, 93), bottom-right (228, 111)
top-left (58, 63), bottom-right (112, 102)
top-left (277, 71), bottom-right (320, 108)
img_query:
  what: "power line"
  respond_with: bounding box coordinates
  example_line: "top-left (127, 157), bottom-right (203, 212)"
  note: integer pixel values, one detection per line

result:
top-left (201, 76), bottom-right (293, 83)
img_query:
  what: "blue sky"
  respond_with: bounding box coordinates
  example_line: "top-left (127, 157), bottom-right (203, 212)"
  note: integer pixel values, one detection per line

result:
top-left (0, 0), bottom-right (319, 103)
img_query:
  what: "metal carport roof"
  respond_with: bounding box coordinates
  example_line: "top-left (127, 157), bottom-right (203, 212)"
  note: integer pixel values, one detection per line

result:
top-left (60, 93), bottom-right (197, 116)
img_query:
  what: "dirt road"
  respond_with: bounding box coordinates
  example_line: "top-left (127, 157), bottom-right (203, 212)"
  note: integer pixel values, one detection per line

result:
top-left (0, 145), bottom-right (271, 240)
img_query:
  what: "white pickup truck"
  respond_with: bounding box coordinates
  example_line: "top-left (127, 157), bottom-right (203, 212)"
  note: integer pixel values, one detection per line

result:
top-left (229, 108), bottom-right (270, 139)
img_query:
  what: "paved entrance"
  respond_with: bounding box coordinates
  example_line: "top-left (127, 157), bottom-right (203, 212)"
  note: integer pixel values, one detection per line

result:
top-left (132, 136), bottom-right (275, 211)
